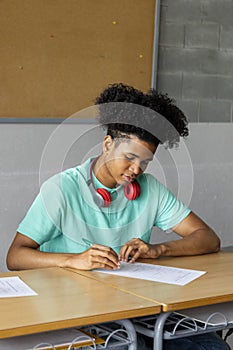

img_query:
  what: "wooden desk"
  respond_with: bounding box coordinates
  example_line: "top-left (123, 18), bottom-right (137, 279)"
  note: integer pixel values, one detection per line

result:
top-left (0, 267), bottom-right (161, 339)
top-left (70, 251), bottom-right (233, 311)
top-left (69, 251), bottom-right (233, 350)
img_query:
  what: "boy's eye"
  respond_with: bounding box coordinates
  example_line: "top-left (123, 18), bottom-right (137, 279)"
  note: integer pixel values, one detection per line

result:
top-left (125, 155), bottom-right (135, 161)
top-left (142, 160), bottom-right (149, 166)
top-left (140, 161), bottom-right (149, 169)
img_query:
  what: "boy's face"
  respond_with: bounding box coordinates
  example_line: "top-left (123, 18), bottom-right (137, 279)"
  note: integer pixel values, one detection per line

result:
top-left (100, 135), bottom-right (156, 188)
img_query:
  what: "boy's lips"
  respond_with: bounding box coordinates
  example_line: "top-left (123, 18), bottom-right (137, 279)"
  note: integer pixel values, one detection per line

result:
top-left (122, 174), bottom-right (135, 182)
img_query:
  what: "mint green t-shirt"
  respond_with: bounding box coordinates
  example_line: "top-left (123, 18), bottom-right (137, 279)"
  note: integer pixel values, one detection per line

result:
top-left (18, 157), bottom-right (190, 254)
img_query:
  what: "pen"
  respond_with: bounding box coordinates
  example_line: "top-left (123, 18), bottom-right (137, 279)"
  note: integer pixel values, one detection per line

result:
top-left (82, 238), bottom-right (93, 247)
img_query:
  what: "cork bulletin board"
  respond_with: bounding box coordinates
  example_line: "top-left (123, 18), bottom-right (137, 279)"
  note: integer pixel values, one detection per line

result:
top-left (0, 0), bottom-right (157, 121)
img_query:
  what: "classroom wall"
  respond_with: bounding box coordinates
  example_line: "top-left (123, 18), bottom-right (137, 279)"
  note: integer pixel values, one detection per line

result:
top-left (1, 123), bottom-right (233, 272)
top-left (157, 0), bottom-right (233, 122)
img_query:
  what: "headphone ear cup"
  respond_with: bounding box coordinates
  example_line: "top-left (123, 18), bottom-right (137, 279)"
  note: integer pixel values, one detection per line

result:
top-left (96, 188), bottom-right (112, 207)
top-left (124, 181), bottom-right (141, 200)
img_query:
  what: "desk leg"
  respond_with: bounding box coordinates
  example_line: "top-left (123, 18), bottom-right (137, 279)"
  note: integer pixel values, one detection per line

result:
top-left (153, 312), bottom-right (172, 350)
top-left (115, 319), bottom-right (137, 350)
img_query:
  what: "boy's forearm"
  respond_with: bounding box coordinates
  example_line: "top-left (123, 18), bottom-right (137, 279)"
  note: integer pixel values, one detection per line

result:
top-left (7, 247), bottom-right (70, 271)
top-left (158, 228), bottom-right (220, 257)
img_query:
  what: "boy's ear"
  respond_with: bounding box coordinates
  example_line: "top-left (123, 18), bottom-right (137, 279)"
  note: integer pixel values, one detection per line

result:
top-left (103, 135), bottom-right (114, 152)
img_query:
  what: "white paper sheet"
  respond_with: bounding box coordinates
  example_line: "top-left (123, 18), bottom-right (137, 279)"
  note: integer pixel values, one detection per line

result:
top-left (0, 276), bottom-right (37, 297)
top-left (96, 262), bottom-right (206, 286)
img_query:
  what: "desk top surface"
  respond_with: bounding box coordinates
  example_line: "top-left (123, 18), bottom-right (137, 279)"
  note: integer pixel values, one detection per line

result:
top-left (1, 251), bottom-right (232, 338)
top-left (0, 267), bottom-right (161, 338)
top-left (73, 251), bottom-right (233, 312)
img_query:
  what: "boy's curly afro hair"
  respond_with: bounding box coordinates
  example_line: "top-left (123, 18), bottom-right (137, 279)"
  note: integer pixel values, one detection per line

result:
top-left (95, 83), bottom-right (189, 148)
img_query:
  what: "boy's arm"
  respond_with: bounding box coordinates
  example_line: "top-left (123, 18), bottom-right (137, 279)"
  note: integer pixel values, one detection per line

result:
top-left (7, 232), bottom-right (120, 271)
top-left (160, 211), bottom-right (220, 256)
top-left (119, 212), bottom-right (220, 262)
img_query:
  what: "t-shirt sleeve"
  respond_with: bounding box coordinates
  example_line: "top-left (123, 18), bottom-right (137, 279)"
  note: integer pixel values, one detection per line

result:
top-left (17, 176), bottom-right (64, 245)
top-left (154, 181), bottom-right (191, 231)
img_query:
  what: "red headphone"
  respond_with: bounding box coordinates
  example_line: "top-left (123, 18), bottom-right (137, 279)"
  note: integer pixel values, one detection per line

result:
top-left (88, 158), bottom-right (141, 207)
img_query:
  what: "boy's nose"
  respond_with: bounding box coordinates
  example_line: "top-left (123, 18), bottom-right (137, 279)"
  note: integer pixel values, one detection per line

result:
top-left (129, 162), bottom-right (141, 175)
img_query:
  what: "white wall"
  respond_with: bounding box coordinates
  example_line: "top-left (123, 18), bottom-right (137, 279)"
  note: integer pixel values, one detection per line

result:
top-left (1, 123), bottom-right (232, 271)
